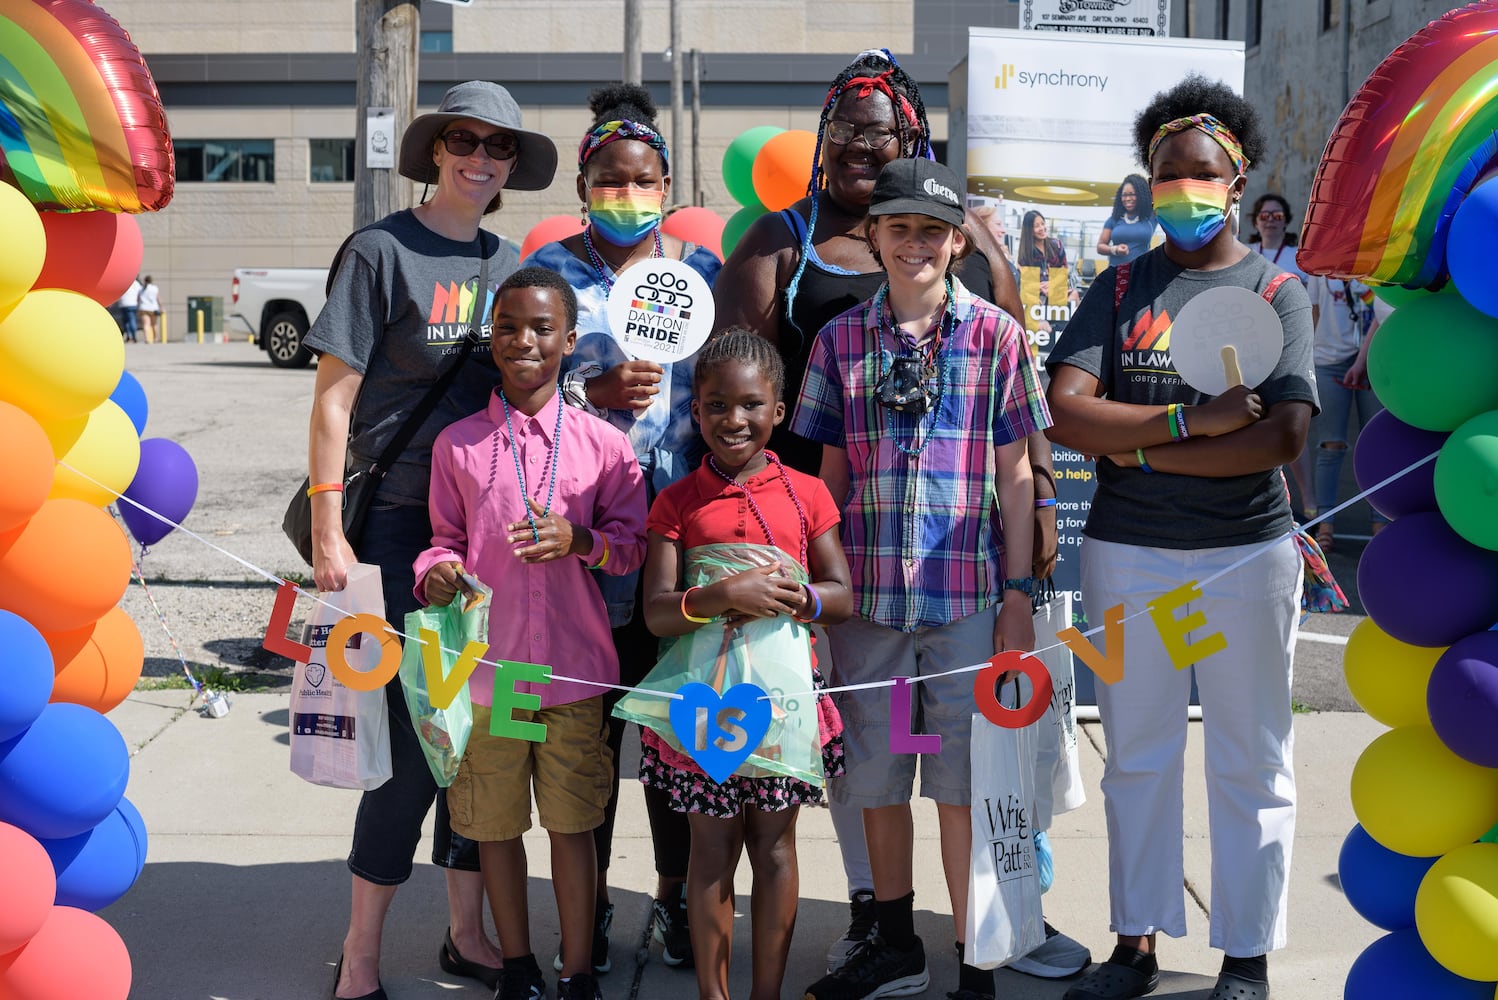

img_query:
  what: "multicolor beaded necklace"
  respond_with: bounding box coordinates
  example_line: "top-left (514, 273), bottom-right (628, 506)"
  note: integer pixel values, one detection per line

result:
top-left (581, 225), bottom-right (664, 292)
top-left (706, 450), bottom-right (809, 569)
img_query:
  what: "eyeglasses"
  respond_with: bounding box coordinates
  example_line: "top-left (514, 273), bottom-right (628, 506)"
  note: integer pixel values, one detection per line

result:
top-left (1256, 210), bottom-right (1286, 222)
top-left (440, 129), bottom-right (519, 160)
top-left (825, 120), bottom-right (898, 150)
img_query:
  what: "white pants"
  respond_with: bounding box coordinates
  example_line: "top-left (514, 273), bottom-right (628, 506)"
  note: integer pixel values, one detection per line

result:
top-left (1082, 536), bottom-right (1300, 956)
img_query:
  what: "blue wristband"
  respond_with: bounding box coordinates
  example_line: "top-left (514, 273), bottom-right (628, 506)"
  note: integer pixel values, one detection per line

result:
top-left (1034, 497), bottom-right (1058, 508)
top-left (1136, 447), bottom-right (1154, 474)
top-left (795, 583), bottom-right (822, 623)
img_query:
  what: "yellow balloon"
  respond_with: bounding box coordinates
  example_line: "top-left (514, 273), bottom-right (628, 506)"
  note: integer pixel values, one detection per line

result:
top-left (1351, 724), bottom-right (1498, 857)
top-left (0, 289), bottom-right (125, 422)
top-left (1415, 842), bottom-right (1498, 982)
top-left (0, 184), bottom-right (46, 323)
top-left (41, 401), bottom-right (141, 507)
top-left (1344, 618), bottom-right (1444, 728)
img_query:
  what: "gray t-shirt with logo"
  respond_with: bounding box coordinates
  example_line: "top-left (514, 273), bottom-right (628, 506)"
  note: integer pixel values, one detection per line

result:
top-left (304, 209), bottom-right (519, 505)
top-left (1046, 248), bottom-right (1317, 549)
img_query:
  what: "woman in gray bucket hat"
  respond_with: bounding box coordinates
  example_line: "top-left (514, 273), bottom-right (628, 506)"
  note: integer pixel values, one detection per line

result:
top-left (301, 80), bottom-right (557, 1000)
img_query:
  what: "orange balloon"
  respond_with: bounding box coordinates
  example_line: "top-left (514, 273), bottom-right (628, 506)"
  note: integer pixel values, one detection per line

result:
top-left (0, 499), bottom-right (132, 633)
top-left (751, 130), bottom-right (817, 212)
top-left (519, 215), bottom-right (586, 261)
top-left (44, 607), bottom-right (144, 715)
top-left (0, 401), bottom-right (54, 533)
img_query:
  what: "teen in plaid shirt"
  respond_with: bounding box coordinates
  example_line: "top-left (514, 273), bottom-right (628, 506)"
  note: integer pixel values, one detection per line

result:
top-left (793, 158), bottom-right (1051, 1000)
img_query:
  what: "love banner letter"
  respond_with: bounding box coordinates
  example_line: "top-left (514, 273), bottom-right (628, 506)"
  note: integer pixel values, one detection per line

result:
top-left (326, 613), bottom-right (401, 691)
top-left (974, 650), bottom-right (1053, 729)
top-left (889, 676), bottom-right (941, 754)
top-left (261, 579), bottom-right (312, 662)
top-left (668, 681), bottom-right (773, 783)
top-left (1148, 580), bottom-right (1227, 671)
top-left (491, 660), bottom-right (552, 742)
top-left (420, 627), bottom-right (486, 709)
top-left (1058, 603), bottom-right (1125, 685)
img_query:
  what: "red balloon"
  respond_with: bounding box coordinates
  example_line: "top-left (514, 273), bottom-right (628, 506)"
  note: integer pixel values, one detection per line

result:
top-left (33, 212), bottom-right (143, 306)
top-left (520, 215), bottom-right (586, 262)
top-left (0, 822), bottom-right (55, 956)
top-left (662, 206), bottom-right (726, 260)
top-left (0, 905), bottom-right (131, 1000)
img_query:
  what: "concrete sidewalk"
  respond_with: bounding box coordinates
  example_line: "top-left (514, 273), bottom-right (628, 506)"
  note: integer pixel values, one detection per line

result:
top-left (103, 693), bottom-right (1379, 1000)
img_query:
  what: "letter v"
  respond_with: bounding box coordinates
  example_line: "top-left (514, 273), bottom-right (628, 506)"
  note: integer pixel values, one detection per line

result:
top-left (1058, 603), bottom-right (1125, 685)
top-left (421, 627), bottom-right (485, 709)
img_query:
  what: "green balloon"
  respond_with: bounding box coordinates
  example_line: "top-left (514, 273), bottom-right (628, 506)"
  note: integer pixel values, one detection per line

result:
top-left (722, 126), bottom-right (783, 210)
top-left (721, 204), bottom-right (766, 260)
top-left (1435, 410), bottom-right (1498, 550)
top-left (1368, 294), bottom-right (1498, 431)
top-left (1483, 821), bottom-right (1498, 844)
top-left (1372, 281), bottom-right (1457, 309)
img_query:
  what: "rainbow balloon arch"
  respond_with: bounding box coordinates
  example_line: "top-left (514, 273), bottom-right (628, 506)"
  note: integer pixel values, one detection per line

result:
top-left (1299, 2), bottom-right (1498, 995)
top-left (0, 1), bottom-right (188, 997)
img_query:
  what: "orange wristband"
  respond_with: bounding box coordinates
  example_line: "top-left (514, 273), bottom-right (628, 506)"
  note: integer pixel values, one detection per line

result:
top-left (305, 482), bottom-right (345, 498)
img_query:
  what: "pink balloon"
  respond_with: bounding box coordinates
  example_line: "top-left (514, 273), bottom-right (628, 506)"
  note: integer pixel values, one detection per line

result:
top-left (0, 822), bottom-right (55, 955)
top-left (519, 215), bottom-right (586, 261)
top-left (0, 906), bottom-right (131, 1000)
top-left (662, 206), bottom-right (726, 260)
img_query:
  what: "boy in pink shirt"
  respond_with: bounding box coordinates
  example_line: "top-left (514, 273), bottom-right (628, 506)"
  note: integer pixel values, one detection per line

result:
top-left (415, 267), bottom-right (647, 1000)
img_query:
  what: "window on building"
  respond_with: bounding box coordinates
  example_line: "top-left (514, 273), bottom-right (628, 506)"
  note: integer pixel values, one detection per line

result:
top-left (421, 30), bottom-right (452, 52)
top-left (1245, 0), bottom-right (1262, 47)
top-left (174, 139), bottom-right (274, 182)
top-left (1217, 0), bottom-right (1231, 39)
top-left (310, 139), bottom-right (356, 182)
top-left (1323, 0), bottom-right (1337, 31)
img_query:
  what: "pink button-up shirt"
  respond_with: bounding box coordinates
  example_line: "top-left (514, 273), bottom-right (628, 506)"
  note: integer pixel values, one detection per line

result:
top-left (414, 389), bottom-right (647, 707)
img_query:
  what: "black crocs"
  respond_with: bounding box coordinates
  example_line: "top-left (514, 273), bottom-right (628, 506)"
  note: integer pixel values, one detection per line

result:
top-left (1207, 972), bottom-right (1270, 1000)
top-left (1061, 961), bottom-right (1160, 1000)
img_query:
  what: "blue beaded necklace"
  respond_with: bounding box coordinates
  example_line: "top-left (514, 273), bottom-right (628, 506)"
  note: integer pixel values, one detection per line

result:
top-left (873, 278), bottom-right (957, 458)
top-left (493, 390), bottom-right (565, 544)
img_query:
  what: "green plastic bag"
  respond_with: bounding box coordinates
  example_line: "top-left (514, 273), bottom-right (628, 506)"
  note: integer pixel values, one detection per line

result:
top-left (399, 584), bottom-right (488, 787)
top-left (612, 543), bottom-right (824, 785)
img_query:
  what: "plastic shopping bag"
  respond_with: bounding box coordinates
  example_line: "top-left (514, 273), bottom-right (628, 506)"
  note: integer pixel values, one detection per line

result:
top-left (288, 562), bottom-right (393, 790)
top-left (964, 698), bottom-right (1046, 969)
top-left (1028, 589), bottom-right (1085, 830)
top-left (398, 583), bottom-right (488, 787)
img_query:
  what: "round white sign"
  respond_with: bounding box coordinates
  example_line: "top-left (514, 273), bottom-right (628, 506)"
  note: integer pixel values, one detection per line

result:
top-left (1169, 286), bottom-right (1283, 395)
top-left (605, 257), bottom-right (716, 364)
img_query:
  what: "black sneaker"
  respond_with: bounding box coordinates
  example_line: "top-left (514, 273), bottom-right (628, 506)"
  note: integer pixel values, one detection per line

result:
top-left (652, 883), bottom-right (693, 968)
top-left (557, 971), bottom-right (604, 1000)
top-left (825, 889), bottom-right (879, 973)
top-left (554, 900), bottom-right (613, 974)
top-left (495, 958), bottom-right (546, 1000)
top-left (803, 934), bottom-right (929, 1000)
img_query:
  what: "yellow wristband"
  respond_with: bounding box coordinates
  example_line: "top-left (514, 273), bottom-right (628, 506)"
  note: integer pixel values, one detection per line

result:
top-left (681, 585), bottom-right (713, 624)
top-left (587, 533), bottom-right (610, 570)
top-left (305, 481), bottom-right (344, 498)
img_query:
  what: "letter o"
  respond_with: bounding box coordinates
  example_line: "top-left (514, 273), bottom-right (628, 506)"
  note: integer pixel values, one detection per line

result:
top-left (973, 650), bottom-right (1053, 729)
top-left (326, 613), bottom-right (402, 691)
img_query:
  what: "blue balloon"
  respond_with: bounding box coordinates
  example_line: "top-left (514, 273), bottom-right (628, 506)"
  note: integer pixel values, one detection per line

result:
top-left (40, 796), bottom-right (148, 911)
top-left (109, 371), bottom-right (148, 436)
top-left (0, 703), bottom-right (129, 840)
top-left (119, 437), bottom-right (199, 547)
top-left (1449, 176), bottom-right (1498, 320)
top-left (1338, 824), bottom-right (1438, 931)
top-left (1345, 929), bottom-right (1495, 999)
top-left (0, 610), bottom-right (54, 742)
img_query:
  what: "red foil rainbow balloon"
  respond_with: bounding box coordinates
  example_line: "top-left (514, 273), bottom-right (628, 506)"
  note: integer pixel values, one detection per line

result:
top-left (0, 0), bottom-right (173, 212)
top-left (1297, 0), bottom-right (1498, 288)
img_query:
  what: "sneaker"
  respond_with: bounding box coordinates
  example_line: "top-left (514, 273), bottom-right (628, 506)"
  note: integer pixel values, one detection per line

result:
top-left (495, 959), bottom-right (546, 1000)
top-left (803, 934), bottom-right (929, 1000)
top-left (554, 900), bottom-right (613, 974)
top-left (652, 884), bottom-right (693, 968)
top-left (825, 889), bottom-right (879, 973)
top-left (1009, 921), bottom-right (1092, 979)
top-left (557, 972), bottom-right (603, 1000)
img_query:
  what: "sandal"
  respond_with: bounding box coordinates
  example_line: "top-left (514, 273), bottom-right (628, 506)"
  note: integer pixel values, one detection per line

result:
top-left (1207, 972), bottom-right (1269, 999)
top-left (1314, 523), bottom-right (1335, 552)
top-left (1061, 961), bottom-right (1159, 1000)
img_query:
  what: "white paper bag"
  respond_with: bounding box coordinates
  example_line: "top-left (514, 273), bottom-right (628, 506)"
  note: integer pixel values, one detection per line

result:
top-left (965, 705), bottom-right (1046, 969)
top-left (1027, 590), bottom-right (1086, 830)
top-left (289, 562), bottom-right (393, 790)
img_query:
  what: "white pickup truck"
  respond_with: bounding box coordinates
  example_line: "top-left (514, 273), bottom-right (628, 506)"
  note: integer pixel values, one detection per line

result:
top-left (227, 268), bottom-right (328, 368)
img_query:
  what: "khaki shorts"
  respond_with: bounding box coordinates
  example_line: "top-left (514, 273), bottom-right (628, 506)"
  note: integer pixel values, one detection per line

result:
top-left (447, 697), bottom-right (612, 841)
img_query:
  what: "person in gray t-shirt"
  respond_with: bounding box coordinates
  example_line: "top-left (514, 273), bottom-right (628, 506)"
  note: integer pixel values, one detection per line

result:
top-left (302, 81), bottom-right (558, 1000)
top-left (1045, 77), bottom-right (1315, 1000)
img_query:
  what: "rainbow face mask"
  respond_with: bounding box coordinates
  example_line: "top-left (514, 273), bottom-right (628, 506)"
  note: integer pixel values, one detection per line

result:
top-left (587, 186), bottom-right (665, 246)
top-left (1152, 178), bottom-right (1236, 251)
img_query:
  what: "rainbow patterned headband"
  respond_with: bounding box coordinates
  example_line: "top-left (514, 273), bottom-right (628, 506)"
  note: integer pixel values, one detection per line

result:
top-left (577, 119), bottom-right (670, 174)
top-left (1148, 114), bottom-right (1248, 176)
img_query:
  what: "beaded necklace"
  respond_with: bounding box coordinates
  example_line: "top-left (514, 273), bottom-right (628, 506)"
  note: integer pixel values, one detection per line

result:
top-left (873, 278), bottom-right (957, 458)
top-left (581, 225), bottom-right (664, 292)
top-left (488, 390), bottom-right (565, 544)
top-left (707, 450), bottom-right (809, 569)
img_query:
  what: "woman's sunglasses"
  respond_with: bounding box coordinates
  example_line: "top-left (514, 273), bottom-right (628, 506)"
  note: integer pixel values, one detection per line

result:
top-left (440, 129), bottom-right (519, 161)
top-left (1256, 210), bottom-right (1286, 222)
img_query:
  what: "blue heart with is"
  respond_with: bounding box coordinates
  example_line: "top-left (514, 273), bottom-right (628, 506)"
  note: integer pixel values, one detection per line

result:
top-left (668, 682), bottom-right (772, 784)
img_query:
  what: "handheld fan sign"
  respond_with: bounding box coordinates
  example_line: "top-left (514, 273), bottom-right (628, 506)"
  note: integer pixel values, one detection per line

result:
top-left (604, 258), bottom-right (715, 364)
top-left (1168, 286), bottom-right (1282, 393)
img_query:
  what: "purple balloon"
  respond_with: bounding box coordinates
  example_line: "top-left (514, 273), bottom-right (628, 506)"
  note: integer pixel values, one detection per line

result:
top-left (1358, 511), bottom-right (1498, 647)
top-left (1427, 631), bottom-right (1498, 768)
top-left (118, 437), bottom-right (199, 546)
top-left (1354, 409), bottom-right (1447, 521)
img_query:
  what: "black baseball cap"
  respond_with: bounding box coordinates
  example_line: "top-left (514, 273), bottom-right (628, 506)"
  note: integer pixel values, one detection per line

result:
top-left (868, 158), bottom-right (966, 227)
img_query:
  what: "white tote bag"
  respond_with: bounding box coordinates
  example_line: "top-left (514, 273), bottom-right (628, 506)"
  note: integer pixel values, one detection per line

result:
top-left (289, 562), bottom-right (393, 790)
top-left (964, 703), bottom-right (1047, 969)
top-left (1027, 590), bottom-right (1086, 830)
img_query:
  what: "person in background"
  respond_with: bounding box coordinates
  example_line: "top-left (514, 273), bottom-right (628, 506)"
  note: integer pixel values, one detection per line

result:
top-left (304, 81), bottom-right (556, 1000)
top-left (118, 275), bottom-right (142, 343)
top-left (137, 276), bottom-right (161, 343)
top-left (1096, 175), bottom-right (1157, 267)
top-left (1017, 209), bottom-right (1079, 323)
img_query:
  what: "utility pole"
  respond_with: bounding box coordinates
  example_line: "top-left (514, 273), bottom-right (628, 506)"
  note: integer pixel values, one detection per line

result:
top-left (690, 49), bottom-right (702, 206)
top-left (669, 0), bottom-right (683, 205)
top-left (355, 0), bottom-right (419, 230)
top-left (623, 0), bottom-right (643, 85)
